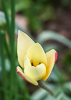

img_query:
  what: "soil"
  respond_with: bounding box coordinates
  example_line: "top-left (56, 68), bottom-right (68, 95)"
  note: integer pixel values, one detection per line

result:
top-left (44, 9), bottom-right (71, 40)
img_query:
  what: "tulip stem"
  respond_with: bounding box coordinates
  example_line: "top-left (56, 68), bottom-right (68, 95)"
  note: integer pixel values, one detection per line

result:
top-left (38, 80), bottom-right (54, 95)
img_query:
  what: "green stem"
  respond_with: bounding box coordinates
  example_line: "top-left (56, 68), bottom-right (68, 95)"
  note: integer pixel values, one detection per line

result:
top-left (18, 80), bottom-right (30, 100)
top-left (0, 31), bottom-right (7, 100)
top-left (2, 0), bottom-right (11, 39)
top-left (38, 80), bottom-right (54, 95)
top-left (9, 0), bottom-right (18, 99)
top-left (4, 35), bottom-right (11, 59)
top-left (11, 0), bottom-right (15, 44)
top-left (23, 81), bottom-right (30, 100)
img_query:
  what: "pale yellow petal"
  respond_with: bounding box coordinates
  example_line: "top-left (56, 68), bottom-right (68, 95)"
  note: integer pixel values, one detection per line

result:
top-left (24, 63), bottom-right (46, 81)
top-left (17, 30), bottom-right (35, 68)
top-left (27, 43), bottom-right (47, 66)
top-left (17, 66), bottom-right (23, 73)
top-left (24, 55), bottom-right (46, 80)
top-left (42, 49), bottom-right (56, 81)
top-left (36, 64), bottom-right (46, 79)
top-left (24, 55), bottom-right (31, 69)
top-left (23, 73), bottom-right (38, 85)
top-left (16, 66), bottom-right (38, 85)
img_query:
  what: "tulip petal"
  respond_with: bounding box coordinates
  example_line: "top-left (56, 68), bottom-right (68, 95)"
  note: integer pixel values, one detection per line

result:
top-left (17, 30), bottom-right (35, 68)
top-left (16, 66), bottom-right (38, 85)
top-left (36, 64), bottom-right (46, 79)
top-left (24, 55), bottom-right (31, 69)
top-left (24, 63), bottom-right (46, 81)
top-left (42, 49), bottom-right (57, 81)
top-left (24, 55), bottom-right (46, 81)
top-left (55, 51), bottom-right (58, 63)
top-left (27, 43), bottom-right (47, 66)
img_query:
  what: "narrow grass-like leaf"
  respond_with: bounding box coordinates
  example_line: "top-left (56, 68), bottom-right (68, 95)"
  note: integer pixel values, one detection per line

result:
top-left (63, 82), bottom-right (71, 97)
top-left (9, 0), bottom-right (18, 100)
top-left (0, 11), bottom-right (36, 42)
top-left (43, 44), bottom-right (59, 52)
top-left (0, 31), bottom-right (7, 100)
top-left (2, 0), bottom-right (11, 39)
top-left (31, 88), bottom-right (48, 100)
top-left (4, 36), bottom-right (11, 59)
top-left (36, 31), bottom-right (71, 48)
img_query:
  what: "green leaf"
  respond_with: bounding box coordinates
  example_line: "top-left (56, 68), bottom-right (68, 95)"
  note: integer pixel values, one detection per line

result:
top-left (5, 58), bottom-right (11, 71)
top-left (0, 11), bottom-right (6, 23)
top-left (36, 31), bottom-right (71, 48)
top-left (63, 82), bottom-right (71, 97)
top-left (31, 83), bottom-right (61, 100)
top-left (44, 95), bottom-right (55, 100)
top-left (49, 65), bottom-right (64, 82)
top-left (55, 93), bottom-right (71, 100)
top-left (43, 44), bottom-right (59, 52)
top-left (31, 88), bottom-right (48, 100)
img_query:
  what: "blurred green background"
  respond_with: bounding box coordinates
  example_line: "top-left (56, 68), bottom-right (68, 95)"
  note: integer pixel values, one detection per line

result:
top-left (0, 0), bottom-right (71, 100)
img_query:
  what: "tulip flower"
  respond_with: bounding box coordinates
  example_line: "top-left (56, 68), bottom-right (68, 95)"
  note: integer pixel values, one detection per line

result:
top-left (16, 30), bottom-right (58, 86)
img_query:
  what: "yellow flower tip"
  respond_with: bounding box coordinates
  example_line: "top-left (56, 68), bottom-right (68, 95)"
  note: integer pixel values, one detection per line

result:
top-left (17, 30), bottom-right (23, 40)
top-left (16, 66), bottom-right (23, 72)
top-left (18, 30), bottom-right (21, 34)
top-left (17, 30), bottom-right (35, 68)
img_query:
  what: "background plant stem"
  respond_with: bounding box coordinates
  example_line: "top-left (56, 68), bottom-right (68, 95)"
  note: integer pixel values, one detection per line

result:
top-left (38, 80), bottom-right (54, 95)
top-left (0, 31), bottom-right (7, 100)
top-left (2, 0), bottom-right (11, 39)
top-left (9, 0), bottom-right (18, 99)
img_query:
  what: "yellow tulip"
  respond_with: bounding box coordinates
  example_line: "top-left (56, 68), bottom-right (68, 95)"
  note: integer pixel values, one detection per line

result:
top-left (16, 30), bottom-right (58, 85)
